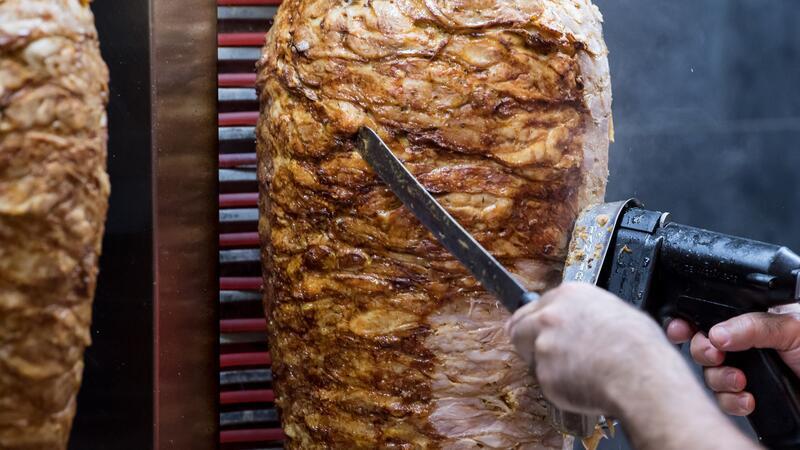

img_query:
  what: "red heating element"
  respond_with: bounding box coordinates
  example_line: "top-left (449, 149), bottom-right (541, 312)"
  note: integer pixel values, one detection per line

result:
top-left (218, 1), bottom-right (283, 448)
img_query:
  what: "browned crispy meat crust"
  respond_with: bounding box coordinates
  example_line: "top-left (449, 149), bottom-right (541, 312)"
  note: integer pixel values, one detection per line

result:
top-left (257, 0), bottom-right (611, 448)
top-left (0, 1), bottom-right (109, 448)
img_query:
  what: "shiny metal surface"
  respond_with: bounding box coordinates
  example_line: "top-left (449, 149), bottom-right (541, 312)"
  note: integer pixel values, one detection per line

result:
top-left (217, 88), bottom-right (258, 102)
top-left (220, 290), bottom-right (262, 304)
top-left (150, 0), bottom-right (219, 448)
top-left (220, 409), bottom-right (279, 427)
top-left (217, 6), bottom-right (278, 19)
top-left (562, 200), bottom-right (638, 285)
top-left (220, 369), bottom-right (273, 386)
top-left (555, 199), bottom-right (637, 439)
top-left (220, 168), bottom-right (258, 183)
top-left (547, 405), bottom-right (597, 440)
top-left (218, 87), bottom-right (258, 101)
top-left (218, 47), bottom-right (262, 62)
top-left (220, 127), bottom-right (257, 142)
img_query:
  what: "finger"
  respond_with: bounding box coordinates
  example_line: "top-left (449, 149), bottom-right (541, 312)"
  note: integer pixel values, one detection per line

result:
top-left (507, 312), bottom-right (545, 366)
top-left (506, 301), bottom-right (540, 335)
top-left (506, 287), bottom-right (562, 334)
top-left (703, 366), bottom-right (746, 393)
top-left (666, 319), bottom-right (695, 344)
top-left (710, 312), bottom-right (800, 352)
top-left (715, 392), bottom-right (755, 416)
top-left (690, 332), bottom-right (725, 366)
top-left (508, 305), bottom-right (562, 342)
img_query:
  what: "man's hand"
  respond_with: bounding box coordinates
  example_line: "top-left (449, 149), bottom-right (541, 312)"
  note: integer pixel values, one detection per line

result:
top-left (507, 283), bottom-right (760, 450)
top-left (667, 305), bottom-right (800, 416)
top-left (506, 282), bottom-right (684, 416)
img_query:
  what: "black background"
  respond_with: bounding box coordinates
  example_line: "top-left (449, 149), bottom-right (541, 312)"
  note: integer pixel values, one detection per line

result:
top-left (68, 0), bottom-right (154, 448)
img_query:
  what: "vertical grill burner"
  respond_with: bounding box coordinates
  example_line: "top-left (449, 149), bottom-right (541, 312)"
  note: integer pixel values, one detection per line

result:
top-left (217, 1), bottom-right (284, 448)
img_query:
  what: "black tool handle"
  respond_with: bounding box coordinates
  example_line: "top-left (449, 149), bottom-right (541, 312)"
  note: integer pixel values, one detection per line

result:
top-left (726, 349), bottom-right (800, 450)
top-left (675, 297), bottom-right (800, 449)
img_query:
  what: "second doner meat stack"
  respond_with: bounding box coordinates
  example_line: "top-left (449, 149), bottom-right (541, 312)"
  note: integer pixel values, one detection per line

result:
top-left (257, 0), bottom-right (612, 448)
top-left (0, 1), bottom-right (110, 449)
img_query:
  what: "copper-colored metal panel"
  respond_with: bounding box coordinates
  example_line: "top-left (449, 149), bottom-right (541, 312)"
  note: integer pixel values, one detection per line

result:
top-left (150, 0), bottom-right (219, 448)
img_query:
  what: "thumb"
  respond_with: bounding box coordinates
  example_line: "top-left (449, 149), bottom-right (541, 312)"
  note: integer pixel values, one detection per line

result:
top-left (709, 312), bottom-right (800, 352)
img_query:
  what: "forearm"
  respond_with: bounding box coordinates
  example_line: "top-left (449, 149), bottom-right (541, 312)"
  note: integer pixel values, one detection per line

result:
top-left (610, 352), bottom-right (760, 450)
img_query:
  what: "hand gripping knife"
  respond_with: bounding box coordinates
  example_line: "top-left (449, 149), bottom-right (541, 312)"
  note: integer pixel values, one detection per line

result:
top-left (357, 127), bottom-right (800, 449)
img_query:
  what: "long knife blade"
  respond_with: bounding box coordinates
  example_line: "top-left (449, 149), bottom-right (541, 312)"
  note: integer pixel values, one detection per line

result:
top-left (356, 127), bottom-right (537, 312)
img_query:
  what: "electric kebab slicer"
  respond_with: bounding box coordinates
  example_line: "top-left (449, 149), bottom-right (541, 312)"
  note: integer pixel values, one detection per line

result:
top-left (560, 199), bottom-right (800, 450)
top-left (356, 127), bottom-right (800, 450)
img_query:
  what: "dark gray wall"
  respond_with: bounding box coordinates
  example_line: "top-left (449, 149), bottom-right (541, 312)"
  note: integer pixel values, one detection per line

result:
top-left (600, 0), bottom-right (800, 248)
top-left (588, 1), bottom-right (799, 448)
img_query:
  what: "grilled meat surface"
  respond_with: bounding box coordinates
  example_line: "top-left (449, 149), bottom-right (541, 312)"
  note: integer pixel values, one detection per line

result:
top-left (0, 1), bottom-right (109, 448)
top-left (257, 0), bottom-right (611, 448)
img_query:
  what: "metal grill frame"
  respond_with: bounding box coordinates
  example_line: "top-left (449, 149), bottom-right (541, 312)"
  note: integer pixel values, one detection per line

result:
top-left (151, 0), bottom-right (220, 448)
top-left (217, 1), bottom-right (284, 448)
